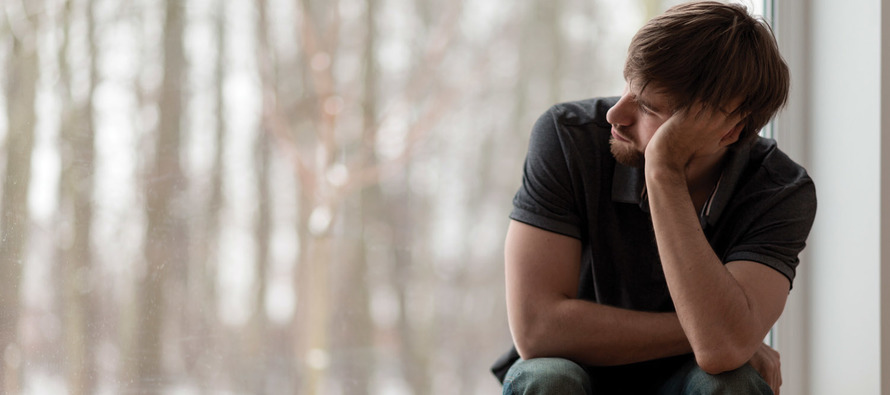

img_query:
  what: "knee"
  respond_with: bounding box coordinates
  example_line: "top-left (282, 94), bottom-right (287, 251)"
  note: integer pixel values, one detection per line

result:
top-left (503, 358), bottom-right (592, 395)
top-left (683, 363), bottom-right (772, 395)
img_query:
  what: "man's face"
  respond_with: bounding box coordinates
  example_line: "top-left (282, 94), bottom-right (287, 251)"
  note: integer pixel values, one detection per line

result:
top-left (605, 82), bottom-right (673, 168)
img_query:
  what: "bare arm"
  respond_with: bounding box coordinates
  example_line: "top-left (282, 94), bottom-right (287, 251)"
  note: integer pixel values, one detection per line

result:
top-left (644, 106), bottom-right (789, 374)
top-left (505, 220), bottom-right (692, 365)
top-left (646, 168), bottom-right (788, 373)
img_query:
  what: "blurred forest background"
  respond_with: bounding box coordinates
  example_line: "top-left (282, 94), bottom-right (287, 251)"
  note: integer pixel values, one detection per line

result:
top-left (0, 0), bottom-right (758, 393)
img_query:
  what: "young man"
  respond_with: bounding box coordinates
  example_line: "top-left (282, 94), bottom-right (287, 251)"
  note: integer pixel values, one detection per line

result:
top-left (492, 2), bottom-right (816, 394)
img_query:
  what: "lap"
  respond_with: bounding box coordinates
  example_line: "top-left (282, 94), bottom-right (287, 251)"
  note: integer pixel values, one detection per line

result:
top-left (502, 357), bottom-right (773, 395)
top-left (658, 359), bottom-right (774, 395)
top-left (503, 358), bottom-right (592, 395)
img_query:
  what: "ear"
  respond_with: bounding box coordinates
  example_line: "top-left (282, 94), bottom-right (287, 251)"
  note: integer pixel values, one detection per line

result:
top-left (719, 120), bottom-right (745, 147)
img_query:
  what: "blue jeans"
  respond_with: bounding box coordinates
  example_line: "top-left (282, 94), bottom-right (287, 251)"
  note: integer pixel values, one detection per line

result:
top-left (502, 357), bottom-right (773, 395)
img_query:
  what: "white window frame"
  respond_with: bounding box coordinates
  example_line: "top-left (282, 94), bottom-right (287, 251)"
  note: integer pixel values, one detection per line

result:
top-left (770, 1), bottom-right (808, 394)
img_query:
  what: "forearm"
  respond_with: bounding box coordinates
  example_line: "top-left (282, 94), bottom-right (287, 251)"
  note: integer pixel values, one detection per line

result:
top-left (505, 220), bottom-right (691, 368)
top-left (510, 296), bottom-right (691, 366)
top-left (645, 167), bottom-right (762, 370)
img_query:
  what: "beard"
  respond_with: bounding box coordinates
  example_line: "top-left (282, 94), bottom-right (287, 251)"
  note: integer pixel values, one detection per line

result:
top-left (610, 137), bottom-right (645, 168)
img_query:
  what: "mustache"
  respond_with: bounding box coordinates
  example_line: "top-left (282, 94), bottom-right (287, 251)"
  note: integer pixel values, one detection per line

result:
top-left (612, 125), bottom-right (632, 140)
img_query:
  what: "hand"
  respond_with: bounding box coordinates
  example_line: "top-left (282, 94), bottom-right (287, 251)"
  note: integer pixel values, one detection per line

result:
top-left (749, 343), bottom-right (781, 395)
top-left (644, 103), bottom-right (745, 172)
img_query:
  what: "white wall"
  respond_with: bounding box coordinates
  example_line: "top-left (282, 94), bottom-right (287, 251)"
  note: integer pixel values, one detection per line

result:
top-left (882, 1), bottom-right (890, 393)
top-left (808, 1), bottom-right (881, 393)
top-left (775, 0), bottom-right (885, 393)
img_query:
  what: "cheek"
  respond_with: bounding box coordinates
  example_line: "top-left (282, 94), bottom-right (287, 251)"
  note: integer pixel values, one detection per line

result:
top-left (637, 118), bottom-right (664, 145)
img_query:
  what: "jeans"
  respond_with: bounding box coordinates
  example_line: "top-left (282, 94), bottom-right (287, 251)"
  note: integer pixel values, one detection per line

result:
top-left (502, 357), bottom-right (773, 395)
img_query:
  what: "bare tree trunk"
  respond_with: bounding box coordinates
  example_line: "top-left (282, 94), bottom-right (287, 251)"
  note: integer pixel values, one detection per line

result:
top-left (183, 0), bottom-right (226, 389)
top-left (246, 2), bottom-right (276, 393)
top-left (293, 0), bottom-right (339, 392)
top-left (57, 0), bottom-right (99, 393)
top-left (328, 0), bottom-right (377, 391)
top-left (293, 194), bottom-right (312, 394)
top-left (207, 0), bottom-right (225, 330)
top-left (252, 0), bottom-right (301, 390)
top-left (246, 132), bottom-right (271, 393)
top-left (0, 6), bottom-right (40, 393)
top-left (330, 194), bottom-right (374, 395)
top-left (251, 3), bottom-right (273, 382)
top-left (295, 230), bottom-right (333, 394)
top-left (510, 11), bottom-right (531, 139)
top-left (132, 0), bottom-right (187, 392)
top-left (389, 181), bottom-right (432, 395)
top-left (542, 0), bottom-right (564, 104)
top-left (289, 0), bottom-right (313, 389)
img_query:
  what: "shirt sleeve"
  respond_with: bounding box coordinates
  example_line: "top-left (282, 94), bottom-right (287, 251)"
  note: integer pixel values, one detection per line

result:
top-left (723, 176), bottom-right (817, 287)
top-left (509, 106), bottom-right (583, 239)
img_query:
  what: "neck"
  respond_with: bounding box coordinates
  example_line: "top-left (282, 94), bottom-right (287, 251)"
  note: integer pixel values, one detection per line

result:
top-left (685, 149), bottom-right (729, 213)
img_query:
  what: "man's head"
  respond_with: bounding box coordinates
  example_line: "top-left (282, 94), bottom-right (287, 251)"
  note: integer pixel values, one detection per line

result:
top-left (607, 1), bottom-right (790, 166)
top-left (609, 1), bottom-right (789, 167)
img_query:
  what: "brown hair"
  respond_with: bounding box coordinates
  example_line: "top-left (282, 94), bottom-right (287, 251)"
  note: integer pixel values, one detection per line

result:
top-left (625, 1), bottom-right (789, 144)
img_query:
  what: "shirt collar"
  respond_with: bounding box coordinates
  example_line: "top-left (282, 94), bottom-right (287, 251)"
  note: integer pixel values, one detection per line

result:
top-left (701, 144), bottom-right (751, 228)
top-left (611, 144), bottom-right (752, 228)
top-left (611, 162), bottom-right (648, 210)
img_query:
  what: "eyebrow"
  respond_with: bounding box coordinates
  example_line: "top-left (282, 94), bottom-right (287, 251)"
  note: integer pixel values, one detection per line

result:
top-left (635, 95), bottom-right (663, 113)
top-left (627, 80), bottom-right (670, 114)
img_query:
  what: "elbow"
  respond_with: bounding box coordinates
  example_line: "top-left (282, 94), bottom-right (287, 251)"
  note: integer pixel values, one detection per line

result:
top-left (507, 293), bottom-right (575, 360)
top-left (510, 308), bottom-right (560, 360)
top-left (511, 320), bottom-right (549, 360)
top-left (690, 328), bottom-right (763, 375)
top-left (515, 341), bottom-right (552, 361)
top-left (697, 356), bottom-right (747, 375)
top-left (694, 346), bottom-right (752, 375)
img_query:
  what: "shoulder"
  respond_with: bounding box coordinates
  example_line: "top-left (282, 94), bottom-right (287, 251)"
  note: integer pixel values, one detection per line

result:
top-left (512, 98), bottom-right (620, 240)
top-left (718, 138), bottom-right (817, 285)
top-left (528, 97), bottom-right (617, 154)
top-left (734, 137), bottom-right (817, 218)
top-left (746, 138), bottom-right (814, 192)
top-left (543, 97), bottom-right (618, 128)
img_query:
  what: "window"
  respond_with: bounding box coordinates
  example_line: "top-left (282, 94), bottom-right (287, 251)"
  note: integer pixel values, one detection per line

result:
top-left (0, 0), bottom-right (773, 393)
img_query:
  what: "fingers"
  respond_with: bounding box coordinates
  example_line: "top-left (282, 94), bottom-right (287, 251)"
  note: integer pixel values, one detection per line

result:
top-left (646, 101), bottom-right (746, 168)
top-left (748, 343), bottom-right (781, 394)
top-left (759, 343), bottom-right (781, 394)
top-left (683, 101), bottom-right (746, 132)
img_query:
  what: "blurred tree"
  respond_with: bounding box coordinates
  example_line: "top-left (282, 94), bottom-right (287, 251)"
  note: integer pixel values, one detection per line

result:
top-left (328, 0), bottom-right (378, 391)
top-left (56, 0), bottom-right (98, 393)
top-left (130, 0), bottom-right (187, 391)
top-left (542, 0), bottom-right (565, 104)
top-left (182, 0), bottom-right (226, 389)
top-left (388, 175), bottom-right (431, 395)
top-left (248, 2), bottom-right (273, 392)
top-left (279, 0), bottom-right (476, 391)
top-left (0, 1), bottom-right (40, 393)
top-left (247, 124), bottom-right (272, 393)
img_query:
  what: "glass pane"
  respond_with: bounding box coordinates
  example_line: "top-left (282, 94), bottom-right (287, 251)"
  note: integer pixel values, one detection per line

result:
top-left (0, 0), bottom-right (774, 393)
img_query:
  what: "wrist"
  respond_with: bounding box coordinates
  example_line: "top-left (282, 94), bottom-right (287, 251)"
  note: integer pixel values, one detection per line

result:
top-left (645, 160), bottom-right (687, 186)
top-left (644, 143), bottom-right (690, 173)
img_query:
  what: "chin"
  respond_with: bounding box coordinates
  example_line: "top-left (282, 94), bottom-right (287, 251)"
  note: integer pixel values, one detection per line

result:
top-left (610, 138), bottom-right (645, 168)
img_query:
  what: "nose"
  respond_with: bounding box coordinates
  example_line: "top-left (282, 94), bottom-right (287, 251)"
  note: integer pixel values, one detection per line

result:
top-left (606, 94), bottom-right (634, 128)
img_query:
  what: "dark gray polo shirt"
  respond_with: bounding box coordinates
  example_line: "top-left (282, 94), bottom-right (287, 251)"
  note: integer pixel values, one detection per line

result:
top-left (493, 97), bottom-right (817, 390)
